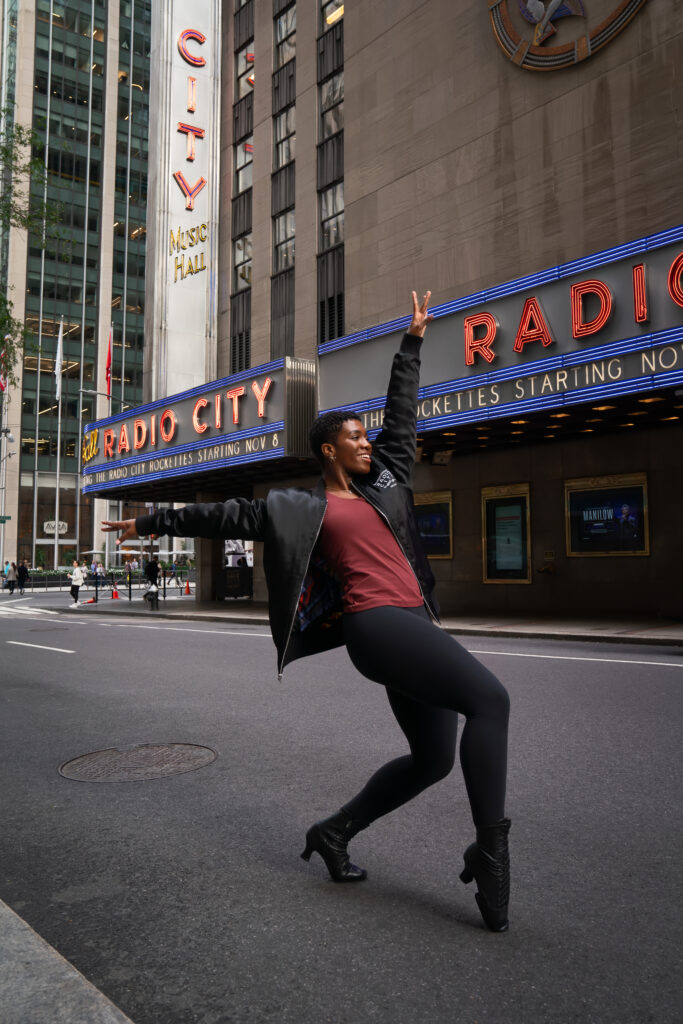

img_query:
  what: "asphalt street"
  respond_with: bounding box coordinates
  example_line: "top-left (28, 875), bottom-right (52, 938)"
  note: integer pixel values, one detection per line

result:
top-left (0, 593), bottom-right (681, 1024)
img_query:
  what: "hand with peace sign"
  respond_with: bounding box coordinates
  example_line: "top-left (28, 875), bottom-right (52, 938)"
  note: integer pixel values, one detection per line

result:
top-left (407, 290), bottom-right (434, 338)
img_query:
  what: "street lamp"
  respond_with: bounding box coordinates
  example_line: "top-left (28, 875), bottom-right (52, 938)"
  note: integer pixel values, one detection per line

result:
top-left (0, 426), bottom-right (17, 568)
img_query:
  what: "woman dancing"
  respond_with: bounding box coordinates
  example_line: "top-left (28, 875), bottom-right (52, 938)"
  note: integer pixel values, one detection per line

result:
top-left (103, 292), bottom-right (511, 931)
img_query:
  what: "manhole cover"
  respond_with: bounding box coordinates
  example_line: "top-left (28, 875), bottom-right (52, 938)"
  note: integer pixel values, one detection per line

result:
top-left (59, 743), bottom-right (218, 782)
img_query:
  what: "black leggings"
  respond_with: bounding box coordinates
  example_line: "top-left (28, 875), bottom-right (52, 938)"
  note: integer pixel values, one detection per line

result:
top-left (341, 605), bottom-right (510, 829)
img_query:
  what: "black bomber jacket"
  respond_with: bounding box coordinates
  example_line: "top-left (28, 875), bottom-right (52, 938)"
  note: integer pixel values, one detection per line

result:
top-left (135, 333), bottom-right (438, 678)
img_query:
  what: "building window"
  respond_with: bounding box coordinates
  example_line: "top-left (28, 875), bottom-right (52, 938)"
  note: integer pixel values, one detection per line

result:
top-left (236, 42), bottom-right (254, 99)
top-left (274, 209), bottom-right (295, 271)
top-left (275, 5), bottom-right (296, 70)
top-left (321, 1), bottom-right (344, 29)
top-left (233, 233), bottom-right (252, 292)
top-left (235, 0), bottom-right (250, 9)
top-left (235, 136), bottom-right (253, 194)
top-left (274, 106), bottom-right (295, 169)
top-left (320, 71), bottom-right (343, 140)
top-left (320, 181), bottom-right (344, 251)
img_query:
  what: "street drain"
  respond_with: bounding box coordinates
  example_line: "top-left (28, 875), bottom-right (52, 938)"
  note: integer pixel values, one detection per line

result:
top-left (58, 743), bottom-right (218, 782)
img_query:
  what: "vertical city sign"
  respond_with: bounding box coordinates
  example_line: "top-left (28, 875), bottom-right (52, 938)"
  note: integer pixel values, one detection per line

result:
top-left (145, 1), bottom-right (221, 400)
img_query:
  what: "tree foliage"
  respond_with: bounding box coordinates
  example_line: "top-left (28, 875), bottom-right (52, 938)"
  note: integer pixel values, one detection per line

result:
top-left (0, 109), bottom-right (64, 390)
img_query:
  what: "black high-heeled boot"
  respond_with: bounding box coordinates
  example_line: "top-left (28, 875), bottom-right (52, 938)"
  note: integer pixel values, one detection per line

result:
top-left (300, 809), bottom-right (367, 882)
top-left (460, 818), bottom-right (511, 932)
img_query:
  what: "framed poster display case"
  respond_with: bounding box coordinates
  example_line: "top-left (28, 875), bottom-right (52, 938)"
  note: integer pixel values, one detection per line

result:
top-left (414, 491), bottom-right (453, 559)
top-left (482, 483), bottom-right (531, 583)
top-left (565, 474), bottom-right (649, 556)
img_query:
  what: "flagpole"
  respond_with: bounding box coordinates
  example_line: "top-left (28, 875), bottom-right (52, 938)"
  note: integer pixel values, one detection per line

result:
top-left (53, 315), bottom-right (64, 569)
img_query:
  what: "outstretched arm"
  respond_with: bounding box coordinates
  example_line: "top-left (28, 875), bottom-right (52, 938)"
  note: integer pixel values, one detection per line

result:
top-left (372, 291), bottom-right (433, 484)
top-left (102, 497), bottom-right (268, 547)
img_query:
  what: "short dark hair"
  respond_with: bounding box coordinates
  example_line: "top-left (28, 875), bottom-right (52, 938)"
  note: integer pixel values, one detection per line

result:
top-left (309, 409), bottom-right (363, 466)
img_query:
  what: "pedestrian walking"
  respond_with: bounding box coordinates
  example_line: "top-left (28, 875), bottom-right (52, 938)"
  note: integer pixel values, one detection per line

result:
top-left (67, 560), bottom-right (85, 606)
top-left (6, 562), bottom-right (17, 594)
top-left (17, 560), bottom-right (29, 595)
top-left (103, 292), bottom-right (512, 932)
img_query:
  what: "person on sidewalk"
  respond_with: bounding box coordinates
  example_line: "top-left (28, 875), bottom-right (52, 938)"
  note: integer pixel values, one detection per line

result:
top-left (67, 560), bottom-right (85, 606)
top-left (16, 560), bottom-right (29, 595)
top-left (6, 562), bottom-right (17, 595)
top-left (102, 292), bottom-right (512, 932)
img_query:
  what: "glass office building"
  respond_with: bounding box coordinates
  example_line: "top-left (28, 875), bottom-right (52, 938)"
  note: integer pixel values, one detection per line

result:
top-left (0, 0), bottom-right (150, 568)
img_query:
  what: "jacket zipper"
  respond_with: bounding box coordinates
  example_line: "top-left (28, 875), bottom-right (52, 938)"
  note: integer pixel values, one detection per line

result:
top-left (278, 499), bottom-right (327, 680)
top-left (351, 482), bottom-right (438, 621)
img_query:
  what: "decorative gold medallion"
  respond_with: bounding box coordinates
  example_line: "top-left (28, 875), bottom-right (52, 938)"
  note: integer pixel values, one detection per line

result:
top-left (489, 0), bottom-right (648, 70)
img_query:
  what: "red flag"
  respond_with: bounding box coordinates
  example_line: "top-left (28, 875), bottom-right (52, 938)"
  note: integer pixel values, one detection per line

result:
top-left (0, 335), bottom-right (9, 392)
top-left (105, 326), bottom-right (112, 398)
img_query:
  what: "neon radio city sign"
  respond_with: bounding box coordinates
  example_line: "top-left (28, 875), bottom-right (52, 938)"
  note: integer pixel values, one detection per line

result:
top-left (173, 28), bottom-right (208, 211)
top-left (463, 250), bottom-right (683, 365)
top-left (89, 377), bottom-right (274, 463)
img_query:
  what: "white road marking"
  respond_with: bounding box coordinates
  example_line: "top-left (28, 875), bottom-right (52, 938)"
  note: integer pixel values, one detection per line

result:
top-left (469, 649), bottom-right (682, 669)
top-left (7, 641), bottom-right (74, 653)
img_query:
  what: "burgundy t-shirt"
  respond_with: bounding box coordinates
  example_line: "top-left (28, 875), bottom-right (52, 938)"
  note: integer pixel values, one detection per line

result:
top-left (317, 492), bottom-right (423, 614)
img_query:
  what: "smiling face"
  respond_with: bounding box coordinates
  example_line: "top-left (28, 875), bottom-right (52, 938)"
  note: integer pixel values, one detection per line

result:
top-left (323, 418), bottom-right (373, 475)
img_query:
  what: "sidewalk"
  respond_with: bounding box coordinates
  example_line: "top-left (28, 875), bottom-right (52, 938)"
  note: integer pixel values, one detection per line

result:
top-left (50, 591), bottom-right (683, 646)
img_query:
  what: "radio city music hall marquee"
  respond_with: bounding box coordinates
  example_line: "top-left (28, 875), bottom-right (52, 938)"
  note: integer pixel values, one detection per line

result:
top-left (318, 230), bottom-right (683, 433)
top-left (81, 359), bottom-right (316, 493)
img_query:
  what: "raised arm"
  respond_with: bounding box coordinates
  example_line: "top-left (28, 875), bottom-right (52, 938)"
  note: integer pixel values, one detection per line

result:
top-left (372, 291), bottom-right (433, 485)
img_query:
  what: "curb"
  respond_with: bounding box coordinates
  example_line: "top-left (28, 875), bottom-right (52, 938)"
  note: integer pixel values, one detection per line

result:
top-left (46, 604), bottom-right (683, 647)
top-left (0, 900), bottom-right (135, 1024)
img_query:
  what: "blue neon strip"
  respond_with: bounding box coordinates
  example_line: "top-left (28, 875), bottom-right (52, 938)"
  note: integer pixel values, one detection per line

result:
top-left (84, 421), bottom-right (285, 476)
top-left (319, 325), bottom-right (683, 417)
top-left (84, 358), bottom-right (285, 431)
top-left (318, 224), bottom-right (683, 355)
top-left (82, 446), bottom-right (287, 493)
top-left (359, 364), bottom-right (682, 442)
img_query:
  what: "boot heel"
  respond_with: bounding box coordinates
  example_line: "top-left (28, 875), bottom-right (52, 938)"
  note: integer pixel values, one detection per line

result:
top-left (300, 842), bottom-right (314, 862)
top-left (460, 865), bottom-right (473, 884)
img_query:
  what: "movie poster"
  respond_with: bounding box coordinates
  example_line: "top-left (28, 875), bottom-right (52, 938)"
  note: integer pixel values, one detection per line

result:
top-left (565, 476), bottom-right (649, 556)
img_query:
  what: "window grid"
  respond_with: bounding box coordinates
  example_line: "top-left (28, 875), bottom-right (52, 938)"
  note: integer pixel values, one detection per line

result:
top-left (273, 209), bottom-right (295, 272)
top-left (274, 106), bottom-right (295, 170)
top-left (320, 181), bottom-right (344, 252)
top-left (236, 41), bottom-right (254, 99)
top-left (320, 71), bottom-right (343, 140)
top-left (321, 0), bottom-right (344, 31)
top-left (233, 233), bottom-right (252, 292)
top-left (275, 5), bottom-right (296, 70)
top-left (235, 135), bottom-right (253, 194)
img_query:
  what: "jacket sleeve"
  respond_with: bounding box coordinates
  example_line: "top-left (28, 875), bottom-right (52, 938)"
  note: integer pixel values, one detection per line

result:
top-left (135, 497), bottom-right (267, 542)
top-left (371, 332), bottom-right (422, 485)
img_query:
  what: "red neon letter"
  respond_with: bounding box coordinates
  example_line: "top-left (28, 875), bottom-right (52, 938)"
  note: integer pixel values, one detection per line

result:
top-left (177, 122), bottom-right (205, 161)
top-left (118, 423), bottom-right (131, 454)
top-left (173, 171), bottom-right (207, 211)
top-left (464, 313), bottom-right (498, 366)
top-left (571, 280), bottom-right (613, 338)
top-left (103, 429), bottom-right (115, 457)
top-left (160, 409), bottom-right (177, 443)
top-left (150, 414), bottom-right (156, 446)
top-left (513, 297), bottom-right (554, 353)
top-left (215, 394), bottom-right (222, 429)
top-left (251, 377), bottom-right (272, 418)
top-left (133, 419), bottom-right (147, 450)
top-left (667, 251), bottom-right (683, 308)
top-left (193, 398), bottom-right (208, 434)
top-left (187, 76), bottom-right (197, 112)
top-left (226, 386), bottom-right (246, 424)
top-left (632, 264), bottom-right (649, 323)
top-left (178, 29), bottom-right (206, 67)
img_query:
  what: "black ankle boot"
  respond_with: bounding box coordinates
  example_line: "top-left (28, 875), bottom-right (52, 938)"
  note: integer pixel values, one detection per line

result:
top-left (300, 809), bottom-right (367, 882)
top-left (460, 818), bottom-right (511, 932)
